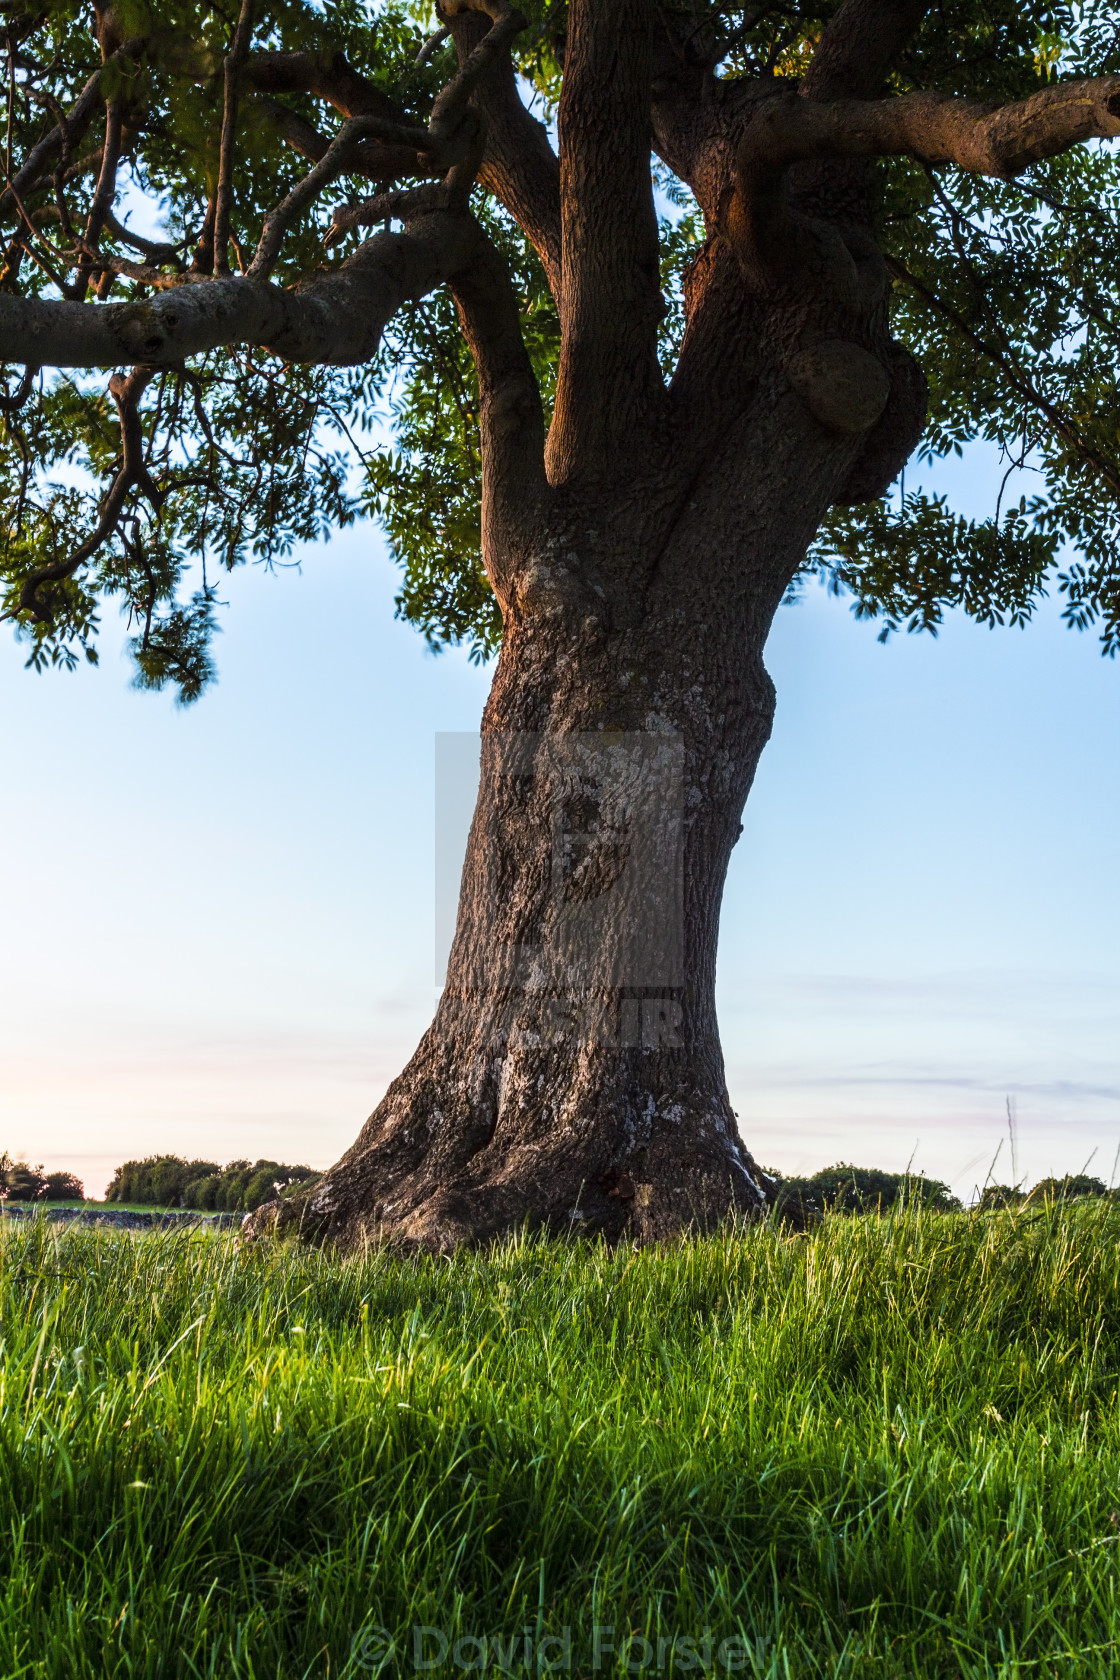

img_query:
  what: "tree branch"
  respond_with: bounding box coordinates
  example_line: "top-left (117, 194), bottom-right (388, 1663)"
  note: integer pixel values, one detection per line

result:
top-left (244, 49), bottom-right (403, 122)
top-left (744, 77), bottom-right (1120, 186)
top-left (326, 183), bottom-right (451, 243)
top-left (548, 0), bottom-right (666, 486)
top-left (258, 96), bottom-right (428, 184)
top-left (800, 0), bottom-right (928, 101)
top-left (0, 213), bottom-right (479, 369)
top-left (443, 6), bottom-right (562, 297)
top-left (429, 2), bottom-right (525, 140)
top-left (214, 0), bottom-right (255, 276)
top-left (0, 39), bottom-right (142, 219)
top-left (447, 219), bottom-right (549, 599)
top-left (732, 78), bottom-right (1120, 280)
top-left (247, 112), bottom-right (441, 277)
top-left (245, 6), bottom-right (527, 277)
top-left (8, 363), bottom-right (158, 621)
top-left (68, 96), bottom-right (122, 299)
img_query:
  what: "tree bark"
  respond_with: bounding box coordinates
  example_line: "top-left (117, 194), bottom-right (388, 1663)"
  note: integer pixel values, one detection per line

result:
top-left (262, 588), bottom-right (776, 1251)
top-left (253, 397), bottom-right (857, 1252)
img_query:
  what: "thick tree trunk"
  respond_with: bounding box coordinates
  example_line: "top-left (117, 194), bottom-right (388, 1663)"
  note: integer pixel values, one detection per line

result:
top-left (246, 309), bottom-right (885, 1251)
top-left (252, 491), bottom-right (823, 1250)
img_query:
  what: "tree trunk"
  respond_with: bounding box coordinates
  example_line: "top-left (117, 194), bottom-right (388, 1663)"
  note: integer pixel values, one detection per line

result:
top-left (244, 140), bottom-right (912, 1251)
top-left (251, 482), bottom-right (834, 1251)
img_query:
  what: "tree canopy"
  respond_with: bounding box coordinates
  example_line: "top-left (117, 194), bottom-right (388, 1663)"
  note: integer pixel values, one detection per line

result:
top-left (0, 0), bottom-right (1117, 701)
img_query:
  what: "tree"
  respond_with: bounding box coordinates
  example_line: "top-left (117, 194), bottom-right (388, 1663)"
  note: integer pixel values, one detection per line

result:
top-left (770, 1163), bottom-right (960, 1221)
top-left (1, 1), bottom-right (1118, 1249)
top-left (105, 1154), bottom-right (221, 1204)
top-left (1, 1157), bottom-right (47, 1201)
top-left (42, 1170), bottom-right (86, 1200)
top-left (104, 1154), bottom-right (316, 1208)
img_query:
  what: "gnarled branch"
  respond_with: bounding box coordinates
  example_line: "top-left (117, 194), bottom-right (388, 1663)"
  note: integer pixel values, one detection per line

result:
top-left (731, 78), bottom-right (1120, 280)
top-left (0, 213), bottom-right (479, 369)
top-left (448, 218), bottom-right (550, 596)
top-left (443, 5), bottom-right (562, 297)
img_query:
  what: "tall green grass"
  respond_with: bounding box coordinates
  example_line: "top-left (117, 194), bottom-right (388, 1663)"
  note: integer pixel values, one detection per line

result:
top-left (4, 1202), bottom-right (1120, 1678)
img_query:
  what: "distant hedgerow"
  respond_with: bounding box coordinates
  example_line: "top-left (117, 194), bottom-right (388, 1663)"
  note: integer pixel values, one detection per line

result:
top-left (105, 1155), bottom-right (320, 1213)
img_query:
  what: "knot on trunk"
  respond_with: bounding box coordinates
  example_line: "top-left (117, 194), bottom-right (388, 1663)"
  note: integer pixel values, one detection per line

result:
top-left (787, 338), bottom-right (891, 434)
top-left (832, 340), bottom-right (929, 505)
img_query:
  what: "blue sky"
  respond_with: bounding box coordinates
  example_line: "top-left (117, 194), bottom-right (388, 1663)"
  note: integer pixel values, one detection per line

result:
top-left (2, 451), bottom-right (1118, 1201)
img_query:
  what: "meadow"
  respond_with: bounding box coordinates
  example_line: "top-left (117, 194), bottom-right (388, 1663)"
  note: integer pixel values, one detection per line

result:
top-left (3, 1202), bottom-right (1120, 1678)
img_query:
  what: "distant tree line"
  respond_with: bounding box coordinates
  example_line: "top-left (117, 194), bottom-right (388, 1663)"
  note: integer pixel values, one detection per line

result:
top-left (765, 1163), bottom-right (961, 1223)
top-left (976, 1176), bottom-right (1112, 1210)
top-left (766, 1164), bottom-right (1120, 1223)
top-left (105, 1156), bottom-right (321, 1213)
top-left (0, 1153), bottom-right (84, 1201)
top-left (4, 1149), bottom-right (1114, 1219)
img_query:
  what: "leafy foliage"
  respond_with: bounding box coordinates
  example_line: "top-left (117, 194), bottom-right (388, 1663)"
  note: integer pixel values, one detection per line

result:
top-left (978, 1173), bottom-right (1113, 1209)
top-left (766, 1160), bottom-right (961, 1222)
top-left (0, 0), bottom-right (1119, 695)
top-left (813, 12), bottom-right (1120, 653)
top-left (0, 1153), bottom-right (84, 1200)
top-left (105, 1153), bottom-right (319, 1210)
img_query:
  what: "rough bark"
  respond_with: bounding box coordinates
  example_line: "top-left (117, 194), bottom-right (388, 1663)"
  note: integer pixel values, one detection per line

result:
top-left (260, 549), bottom-right (782, 1252)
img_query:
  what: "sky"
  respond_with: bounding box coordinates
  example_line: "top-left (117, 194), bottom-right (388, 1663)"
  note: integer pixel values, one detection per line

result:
top-left (1, 451), bottom-right (1118, 1203)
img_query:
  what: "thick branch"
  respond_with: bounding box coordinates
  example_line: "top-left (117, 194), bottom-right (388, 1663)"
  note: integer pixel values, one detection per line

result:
top-left (244, 51), bottom-right (433, 176)
top-left (244, 50), bottom-right (401, 121)
top-left (0, 213), bottom-right (478, 368)
top-left (742, 78), bottom-right (1120, 189)
top-left (801, 0), bottom-right (928, 101)
top-left (549, 0), bottom-right (666, 486)
top-left (443, 7), bottom-right (562, 297)
top-left (732, 78), bottom-right (1120, 278)
top-left (448, 221), bottom-right (549, 596)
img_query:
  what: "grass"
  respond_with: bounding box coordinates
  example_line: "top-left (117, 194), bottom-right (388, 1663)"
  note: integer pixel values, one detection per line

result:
top-left (1, 1202), bottom-right (230, 1215)
top-left (4, 1203), bottom-right (1120, 1678)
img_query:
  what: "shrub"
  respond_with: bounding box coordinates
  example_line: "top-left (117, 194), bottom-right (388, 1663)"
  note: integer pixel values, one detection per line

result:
top-left (183, 1174), bottom-right (222, 1211)
top-left (41, 1171), bottom-right (84, 1201)
top-left (977, 1184), bottom-right (1024, 1210)
top-left (768, 1163), bottom-right (961, 1223)
top-left (105, 1155), bottom-right (320, 1211)
top-left (105, 1156), bottom-right (221, 1206)
top-left (1027, 1174), bottom-right (1109, 1204)
top-left (1, 1159), bottom-right (45, 1201)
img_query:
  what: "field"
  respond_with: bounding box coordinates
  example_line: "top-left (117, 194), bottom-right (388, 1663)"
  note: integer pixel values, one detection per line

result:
top-left (4, 1203), bottom-right (1120, 1678)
